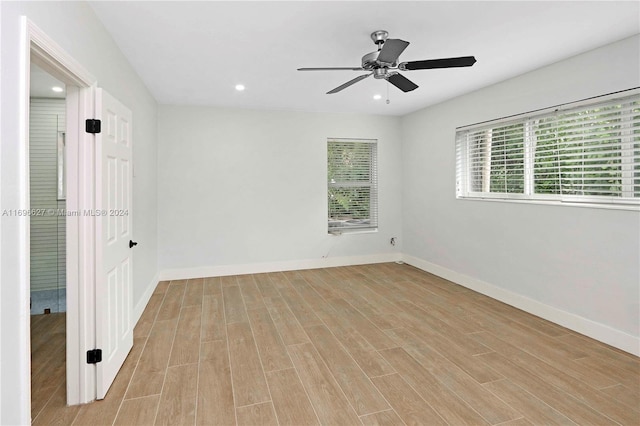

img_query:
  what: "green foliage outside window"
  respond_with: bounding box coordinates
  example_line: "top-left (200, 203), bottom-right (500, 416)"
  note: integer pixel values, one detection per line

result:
top-left (489, 124), bottom-right (525, 194)
top-left (534, 105), bottom-right (630, 196)
top-left (461, 96), bottom-right (639, 201)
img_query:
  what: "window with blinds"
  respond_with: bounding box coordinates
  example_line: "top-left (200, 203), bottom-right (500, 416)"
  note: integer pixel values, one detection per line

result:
top-left (456, 91), bottom-right (640, 207)
top-left (328, 138), bottom-right (378, 232)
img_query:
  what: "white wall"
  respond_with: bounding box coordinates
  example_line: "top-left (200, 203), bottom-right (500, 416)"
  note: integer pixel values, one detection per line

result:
top-left (401, 35), bottom-right (640, 353)
top-left (0, 2), bottom-right (158, 423)
top-left (158, 106), bottom-right (402, 277)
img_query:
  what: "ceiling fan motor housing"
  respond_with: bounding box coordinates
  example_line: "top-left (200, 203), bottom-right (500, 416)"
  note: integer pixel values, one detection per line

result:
top-left (362, 51), bottom-right (399, 74)
top-left (362, 51), bottom-right (380, 70)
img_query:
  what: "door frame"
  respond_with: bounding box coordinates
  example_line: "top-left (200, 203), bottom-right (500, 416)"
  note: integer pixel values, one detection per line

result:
top-left (20, 17), bottom-right (98, 407)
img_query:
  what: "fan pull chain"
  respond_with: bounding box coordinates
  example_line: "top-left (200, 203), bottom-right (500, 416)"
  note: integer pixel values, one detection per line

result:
top-left (386, 80), bottom-right (390, 104)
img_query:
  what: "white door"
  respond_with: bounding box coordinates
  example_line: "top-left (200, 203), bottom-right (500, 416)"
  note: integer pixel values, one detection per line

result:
top-left (95, 88), bottom-right (134, 399)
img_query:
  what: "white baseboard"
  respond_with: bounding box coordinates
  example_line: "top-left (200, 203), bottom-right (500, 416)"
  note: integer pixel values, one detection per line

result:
top-left (158, 253), bottom-right (402, 282)
top-left (133, 271), bottom-right (159, 326)
top-left (402, 254), bottom-right (640, 357)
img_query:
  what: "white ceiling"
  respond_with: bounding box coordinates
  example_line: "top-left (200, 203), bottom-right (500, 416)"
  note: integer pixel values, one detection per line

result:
top-left (89, 1), bottom-right (639, 116)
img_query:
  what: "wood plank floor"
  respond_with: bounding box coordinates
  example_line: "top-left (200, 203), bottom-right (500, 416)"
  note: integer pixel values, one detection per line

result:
top-left (31, 263), bottom-right (640, 425)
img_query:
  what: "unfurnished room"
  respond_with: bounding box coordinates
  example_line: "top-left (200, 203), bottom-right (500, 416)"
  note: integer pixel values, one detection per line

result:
top-left (0, 1), bottom-right (639, 425)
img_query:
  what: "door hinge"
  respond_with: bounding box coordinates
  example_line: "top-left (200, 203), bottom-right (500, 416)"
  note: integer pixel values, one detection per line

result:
top-left (85, 119), bottom-right (102, 134)
top-left (86, 349), bottom-right (102, 364)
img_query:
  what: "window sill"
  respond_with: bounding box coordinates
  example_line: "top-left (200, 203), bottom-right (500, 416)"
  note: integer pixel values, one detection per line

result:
top-left (328, 228), bottom-right (379, 236)
top-left (456, 196), bottom-right (640, 212)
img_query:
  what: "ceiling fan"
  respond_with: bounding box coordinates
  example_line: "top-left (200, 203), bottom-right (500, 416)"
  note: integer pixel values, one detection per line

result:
top-left (298, 30), bottom-right (476, 94)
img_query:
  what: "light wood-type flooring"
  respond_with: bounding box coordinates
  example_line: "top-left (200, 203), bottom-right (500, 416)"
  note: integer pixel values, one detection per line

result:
top-left (31, 263), bottom-right (640, 425)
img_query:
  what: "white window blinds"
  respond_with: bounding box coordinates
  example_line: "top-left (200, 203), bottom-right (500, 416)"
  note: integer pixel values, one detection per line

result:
top-left (328, 138), bottom-right (378, 232)
top-left (456, 91), bottom-right (640, 206)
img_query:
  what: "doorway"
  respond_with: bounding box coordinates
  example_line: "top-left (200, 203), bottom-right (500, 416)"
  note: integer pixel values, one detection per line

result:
top-left (21, 19), bottom-right (135, 419)
top-left (21, 18), bottom-right (99, 416)
top-left (28, 63), bottom-right (68, 420)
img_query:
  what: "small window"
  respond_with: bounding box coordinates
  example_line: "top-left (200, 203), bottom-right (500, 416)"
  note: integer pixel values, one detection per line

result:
top-left (456, 92), bottom-right (640, 207)
top-left (328, 138), bottom-right (378, 232)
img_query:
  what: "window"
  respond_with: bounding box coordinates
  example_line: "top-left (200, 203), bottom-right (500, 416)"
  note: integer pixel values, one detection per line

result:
top-left (456, 92), bottom-right (640, 207)
top-left (328, 138), bottom-right (378, 232)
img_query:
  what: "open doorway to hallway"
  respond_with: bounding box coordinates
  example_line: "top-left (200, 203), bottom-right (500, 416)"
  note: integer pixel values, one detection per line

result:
top-left (28, 62), bottom-right (68, 421)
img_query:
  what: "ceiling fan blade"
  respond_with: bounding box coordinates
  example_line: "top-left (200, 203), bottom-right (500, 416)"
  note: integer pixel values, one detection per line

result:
top-left (377, 39), bottom-right (410, 64)
top-left (400, 56), bottom-right (477, 71)
top-left (386, 73), bottom-right (418, 92)
top-left (298, 67), bottom-right (364, 71)
top-left (327, 73), bottom-right (372, 94)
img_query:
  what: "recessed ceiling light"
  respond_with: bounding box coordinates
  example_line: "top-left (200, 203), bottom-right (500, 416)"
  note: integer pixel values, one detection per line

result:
top-left (373, 94), bottom-right (382, 100)
top-left (235, 84), bottom-right (245, 91)
top-left (52, 86), bottom-right (64, 93)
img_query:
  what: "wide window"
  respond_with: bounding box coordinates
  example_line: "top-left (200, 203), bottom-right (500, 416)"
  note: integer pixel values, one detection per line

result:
top-left (328, 138), bottom-right (378, 232)
top-left (456, 91), bottom-right (640, 207)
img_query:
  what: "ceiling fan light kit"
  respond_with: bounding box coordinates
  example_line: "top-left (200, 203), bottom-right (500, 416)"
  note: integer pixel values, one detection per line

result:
top-left (298, 30), bottom-right (477, 95)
